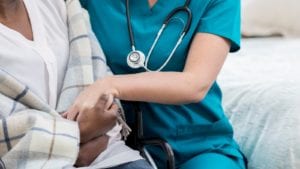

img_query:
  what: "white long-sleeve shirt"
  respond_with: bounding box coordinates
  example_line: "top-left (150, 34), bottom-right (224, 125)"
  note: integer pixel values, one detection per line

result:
top-left (0, 0), bottom-right (69, 108)
top-left (0, 0), bottom-right (142, 168)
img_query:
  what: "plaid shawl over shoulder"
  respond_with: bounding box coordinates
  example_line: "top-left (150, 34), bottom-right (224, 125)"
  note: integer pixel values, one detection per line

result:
top-left (0, 0), bottom-right (129, 168)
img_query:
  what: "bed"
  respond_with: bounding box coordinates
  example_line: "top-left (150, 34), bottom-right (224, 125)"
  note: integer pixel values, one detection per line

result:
top-left (218, 37), bottom-right (300, 169)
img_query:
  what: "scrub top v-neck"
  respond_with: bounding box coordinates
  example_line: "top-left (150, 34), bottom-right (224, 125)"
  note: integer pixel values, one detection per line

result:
top-left (81, 0), bottom-right (244, 167)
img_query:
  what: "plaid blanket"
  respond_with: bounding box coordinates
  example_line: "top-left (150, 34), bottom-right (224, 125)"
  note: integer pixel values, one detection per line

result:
top-left (0, 0), bottom-right (129, 168)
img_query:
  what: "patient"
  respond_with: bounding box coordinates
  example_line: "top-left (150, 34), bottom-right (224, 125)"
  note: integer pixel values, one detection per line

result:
top-left (0, 0), bottom-right (152, 168)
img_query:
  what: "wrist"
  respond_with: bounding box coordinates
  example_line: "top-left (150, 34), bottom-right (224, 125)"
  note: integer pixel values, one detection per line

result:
top-left (97, 76), bottom-right (120, 98)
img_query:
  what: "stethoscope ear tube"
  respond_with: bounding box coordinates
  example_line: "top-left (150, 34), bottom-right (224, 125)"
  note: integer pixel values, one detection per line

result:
top-left (126, 0), bottom-right (135, 50)
top-left (163, 6), bottom-right (192, 34)
top-left (185, 0), bottom-right (191, 6)
top-left (184, 7), bottom-right (192, 33)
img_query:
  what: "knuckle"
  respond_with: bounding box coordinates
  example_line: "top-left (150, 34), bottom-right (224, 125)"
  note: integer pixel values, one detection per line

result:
top-left (106, 111), bottom-right (118, 122)
top-left (76, 154), bottom-right (88, 167)
top-left (110, 108), bottom-right (119, 118)
top-left (95, 104), bottom-right (105, 112)
top-left (80, 159), bottom-right (89, 166)
top-left (79, 124), bottom-right (89, 138)
top-left (101, 134), bottom-right (109, 141)
top-left (72, 101), bottom-right (81, 108)
top-left (111, 112), bottom-right (118, 120)
top-left (82, 103), bottom-right (94, 112)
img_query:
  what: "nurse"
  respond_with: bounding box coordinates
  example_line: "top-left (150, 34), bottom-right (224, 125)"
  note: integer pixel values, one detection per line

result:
top-left (69, 0), bottom-right (247, 168)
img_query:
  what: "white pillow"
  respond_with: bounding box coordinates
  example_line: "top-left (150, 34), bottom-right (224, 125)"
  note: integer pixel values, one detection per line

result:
top-left (242, 0), bottom-right (300, 37)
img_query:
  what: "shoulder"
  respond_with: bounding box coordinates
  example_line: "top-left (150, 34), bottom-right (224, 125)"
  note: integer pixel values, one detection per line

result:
top-left (206, 0), bottom-right (240, 9)
top-left (207, 0), bottom-right (240, 5)
top-left (193, 0), bottom-right (240, 11)
top-left (194, 0), bottom-right (240, 21)
top-left (191, 0), bottom-right (240, 18)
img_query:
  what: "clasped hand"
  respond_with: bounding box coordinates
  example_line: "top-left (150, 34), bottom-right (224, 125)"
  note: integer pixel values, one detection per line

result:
top-left (62, 79), bottom-right (119, 166)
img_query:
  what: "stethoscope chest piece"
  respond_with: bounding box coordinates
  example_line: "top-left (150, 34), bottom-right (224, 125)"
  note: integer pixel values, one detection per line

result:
top-left (127, 50), bottom-right (146, 69)
top-left (125, 0), bottom-right (192, 71)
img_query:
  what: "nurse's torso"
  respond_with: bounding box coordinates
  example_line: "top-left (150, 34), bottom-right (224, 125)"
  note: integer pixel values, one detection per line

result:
top-left (82, 0), bottom-right (242, 166)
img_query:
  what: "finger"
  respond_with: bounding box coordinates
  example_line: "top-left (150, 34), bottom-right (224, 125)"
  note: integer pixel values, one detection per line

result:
top-left (107, 103), bottom-right (119, 113)
top-left (104, 94), bottom-right (114, 110)
top-left (68, 111), bottom-right (79, 121)
top-left (61, 112), bottom-right (68, 118)
top-left (106, 103), bottom-right (119, 120)
top-left (66, 106), bottom-right (80, 121)
top-left (99, 94), bottom-right (108, 103)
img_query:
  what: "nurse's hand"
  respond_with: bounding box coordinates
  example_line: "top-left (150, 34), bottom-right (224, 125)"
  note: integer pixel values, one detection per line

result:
top-left (75, 134), bottom-right (109, 167)
top-left (63, 81), bottom-right (119, 143)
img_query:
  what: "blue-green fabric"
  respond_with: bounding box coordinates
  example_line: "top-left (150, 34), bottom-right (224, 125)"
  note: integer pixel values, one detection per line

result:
top-left (179, 152), bottom-right (243, 169)
top-left (80, 0), bottom-right (245, 168)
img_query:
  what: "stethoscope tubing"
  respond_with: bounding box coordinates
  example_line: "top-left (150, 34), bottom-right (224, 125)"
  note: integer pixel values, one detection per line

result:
top-left (126, 0), bottom-right (136, 51)
top-left (126, 0), bottom-right (193, 72)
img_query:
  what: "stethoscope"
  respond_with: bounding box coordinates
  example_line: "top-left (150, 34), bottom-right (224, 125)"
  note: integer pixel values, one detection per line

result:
top-left (126, 0), bottom-right (192, 72)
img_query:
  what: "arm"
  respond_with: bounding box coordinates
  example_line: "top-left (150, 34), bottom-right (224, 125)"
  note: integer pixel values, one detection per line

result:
top-left (64, 33), bottom-right (230, 166)
top-left (65, 33), bottom-right (230, 136)
top-left (92, 33), bottom-right (230, 105)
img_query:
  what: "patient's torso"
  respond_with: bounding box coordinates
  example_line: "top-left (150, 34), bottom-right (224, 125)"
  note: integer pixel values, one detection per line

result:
top-left (0, 0), bottom-right (69, 108)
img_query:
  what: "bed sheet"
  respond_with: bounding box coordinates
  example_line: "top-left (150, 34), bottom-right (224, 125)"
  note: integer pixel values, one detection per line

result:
top-left (218, 38), bottom-right (300, 169)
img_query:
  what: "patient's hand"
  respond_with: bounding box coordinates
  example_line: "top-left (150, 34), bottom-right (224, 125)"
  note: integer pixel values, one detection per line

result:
top-left (75, 134), bottom-right (109, 167)
top-left (63, 94), bottom-right (118, 143)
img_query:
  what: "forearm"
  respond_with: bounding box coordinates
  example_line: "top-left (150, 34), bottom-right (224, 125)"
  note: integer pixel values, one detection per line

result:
top-left (91, 33), bottom-right (228, 105)
top-left (105, 71), bottom-right (208, 105)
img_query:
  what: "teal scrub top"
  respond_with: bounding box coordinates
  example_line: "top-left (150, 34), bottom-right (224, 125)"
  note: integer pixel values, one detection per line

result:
top-left (81, 0), bottom-right (244, 167)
